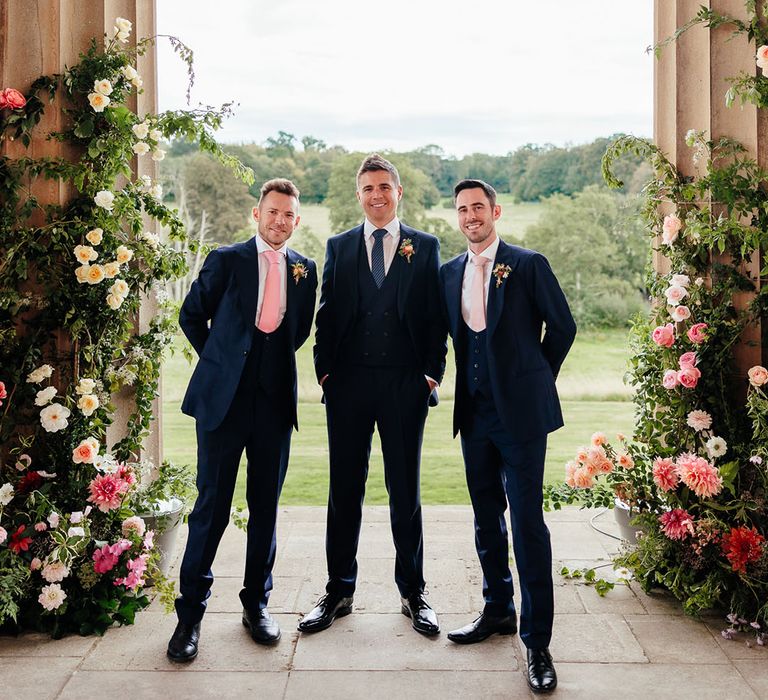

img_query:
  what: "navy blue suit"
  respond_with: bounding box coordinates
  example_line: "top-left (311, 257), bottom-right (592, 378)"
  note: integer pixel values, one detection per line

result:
top-left (314, 223), bottom-right (446, 597)
top-left (440, 239), bottom-right (576, 649)
top-left (176, 237), bottom-right (317, 624)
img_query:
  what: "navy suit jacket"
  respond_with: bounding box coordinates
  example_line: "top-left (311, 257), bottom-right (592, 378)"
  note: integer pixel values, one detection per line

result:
top-left (440, 240), bottom-right (576, 442)
top-left (314, 223), bottom-right (447, 388)
top-left (180, 237), bottom-right (317, 432)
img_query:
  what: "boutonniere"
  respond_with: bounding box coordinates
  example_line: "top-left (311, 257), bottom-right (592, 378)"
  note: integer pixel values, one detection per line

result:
top-left (291, 261), bottom-right (308, 285)
top-left (398, 238), bottom-right (415, 263)
top-left (492, 263), bottom-right (511, 288)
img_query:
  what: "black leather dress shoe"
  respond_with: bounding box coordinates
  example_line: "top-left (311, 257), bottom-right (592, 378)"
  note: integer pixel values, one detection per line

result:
top-left (242, 608), bottom-right (281, 644)
top-left (297, 593), bottom-right (353, 632)
top-left (527, 647), bottom-right (557, 693)
top-left (400, 593), bottom-right (440, 635)
top-left (166, 621), bottom-right (201, 662)
top-left (447, 612), bottom-right (517, 644)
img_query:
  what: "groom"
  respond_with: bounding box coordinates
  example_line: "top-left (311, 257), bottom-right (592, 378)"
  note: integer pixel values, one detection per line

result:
top-left (299, 154), bottom-right (446, 636)
top-left (440, 179), bottom-right (575, 693)
top-left (168, 178), bottom-right (317, 661)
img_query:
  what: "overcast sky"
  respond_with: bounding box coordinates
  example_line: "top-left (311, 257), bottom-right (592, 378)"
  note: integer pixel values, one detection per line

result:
top-left (156, 1), bottom-right (653, 157)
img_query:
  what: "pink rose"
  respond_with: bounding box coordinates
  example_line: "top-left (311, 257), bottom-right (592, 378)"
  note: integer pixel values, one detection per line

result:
top-left (748, 365), bottom-right (768, 387)
top-left (0, 381), bottom-right (7, 403)
top-left (0, 88), bottom-right (27, 109)
top-left (687, 323), bottom-right (707, 344)
top-left (663, 369), bottom-right (679, 389)
top-left (30, 557), bottom-right (42, 571)
top-left (662, 214), bottom-right (682, 245)
top-left (0, 526), bottom-right (6, 544)
top-left (652, 323), bottom-right (675, 348)
top-left (678, 352), bottom-right (697, 369)
top-left (670, 305), bottom-right (691, 323)
top-left (664, 285), bottom-right (687, 306)
top-left (677, 366), bottom-right (701, 389)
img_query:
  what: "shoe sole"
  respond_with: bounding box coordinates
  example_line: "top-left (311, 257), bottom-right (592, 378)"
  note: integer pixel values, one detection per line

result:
top-left (400, 605), bottom-right (440, 636)
top-left (242, 617), bottom-right (282, 645)
top-left (527, 681), bottom-right (557, 694)
top-left (296, 605), bottom-right (352, 633)
top-left (446, 628), bottom-right (517, 644)
top-left (166, 648), bottom-right (198, 663)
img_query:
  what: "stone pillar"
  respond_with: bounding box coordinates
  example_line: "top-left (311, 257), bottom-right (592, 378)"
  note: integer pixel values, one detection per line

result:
top-left (0, 0), bottom-right (161, 464)
top-left (654, 0), bottom-right (766, 374)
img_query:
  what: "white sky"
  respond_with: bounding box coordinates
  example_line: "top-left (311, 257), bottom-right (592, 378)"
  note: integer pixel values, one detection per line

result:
top-left (157, 1), bottom-right (653, 157)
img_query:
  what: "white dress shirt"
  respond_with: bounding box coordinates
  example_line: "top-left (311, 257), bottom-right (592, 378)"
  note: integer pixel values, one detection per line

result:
top-left (254, 234), bottom-right (288, 327)
top-left (461, 235), bottom-right (500, 329)
top-left (363, 217), bottom-right (400, 274)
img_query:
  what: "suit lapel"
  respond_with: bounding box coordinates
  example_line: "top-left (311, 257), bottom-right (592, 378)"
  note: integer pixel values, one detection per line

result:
top-left (285, 248), bottom-right (301, 339)
top-left (486, 240), bottom-right (517, 338)
top-left (445, 253), bottom-right (467, 338)
top-left (338, 226), bottom-right (363, 319)
top-left (235, 237), bottom-right (260, 328)
top-left (396, 226), bottom-right (418, 318)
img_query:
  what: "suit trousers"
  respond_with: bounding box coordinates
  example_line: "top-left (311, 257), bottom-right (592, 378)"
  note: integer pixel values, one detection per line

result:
top-left (323, 365), bottom-right (431, 597)
top-left (175, 379), bottom-right (292, 625)
top-left (460, 390), bottom-right (553, 649)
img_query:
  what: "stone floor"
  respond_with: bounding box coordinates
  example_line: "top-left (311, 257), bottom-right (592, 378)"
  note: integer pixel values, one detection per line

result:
top-left (2, 506), bottom-right (766, 699)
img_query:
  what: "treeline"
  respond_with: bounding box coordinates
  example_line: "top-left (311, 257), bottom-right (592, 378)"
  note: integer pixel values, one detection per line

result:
top-left (160, 133), bottom-right (651, 328)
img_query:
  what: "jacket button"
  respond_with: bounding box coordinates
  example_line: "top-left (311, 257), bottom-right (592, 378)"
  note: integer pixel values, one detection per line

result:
top-left (243, 350), bottom-right (248, 355)
top-left (473, 377), bottom-right (479, 382)
top-left (384, 311), bottom-right (389, 317)
top-left (381, 352), bottom-right (387, 356)
top-left (367, 311), bottom-right (372, 316)
top-left (473, 363), bottom-right (479, 368)
top-left (364, 352), bottom-right (369, 357)
top-left (474, 349), bottom-right (480, 354)
top-left (383, 332), bottom-right (388, 337)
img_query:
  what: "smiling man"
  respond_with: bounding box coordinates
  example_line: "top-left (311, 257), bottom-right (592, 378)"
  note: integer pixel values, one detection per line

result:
top-left (440, 179), bottom-right (575, 694)
top-left (168, 179), bottom-right (317, 661)
top-left (301, 154), bottom-right (447, 636)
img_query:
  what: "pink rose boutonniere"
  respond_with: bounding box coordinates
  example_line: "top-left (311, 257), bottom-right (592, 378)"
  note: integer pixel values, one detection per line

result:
top-left (398, 238), bottom-right (415, 262)
top-left (492, 263), bottom-right (511, 288)
top-left (291, 261), bottom-right (308, 285)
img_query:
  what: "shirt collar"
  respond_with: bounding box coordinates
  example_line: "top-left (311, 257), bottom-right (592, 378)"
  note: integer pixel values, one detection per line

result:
top-left (363, 217), bottom-right (400, 240)
top-left (255, 234), bottom-right (287, 256)
top-left (468, 235), bottom-right (500, 264)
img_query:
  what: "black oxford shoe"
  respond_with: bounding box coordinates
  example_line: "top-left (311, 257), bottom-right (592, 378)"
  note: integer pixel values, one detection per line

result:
top-left (400, 593), bottom-right (440, 636)
top-left (242, 608), bottom-right (281, 644)
top-left (527, 647), bottom-right (557, 693)
top-left (166, 621), bottom-right (201, 662)
top-left (297, 593), bottom-right (353, 632)
top-left (447, 612), bottom-right (517, 644)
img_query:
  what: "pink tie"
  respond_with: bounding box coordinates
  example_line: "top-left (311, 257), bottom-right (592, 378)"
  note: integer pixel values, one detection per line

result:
top-left (258, 250), bottom-right (282, 332)
top-left (468, 256), bottom-right (490, 332)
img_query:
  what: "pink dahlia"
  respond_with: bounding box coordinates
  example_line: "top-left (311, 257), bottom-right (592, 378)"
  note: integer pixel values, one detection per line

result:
top-left (87, 474), bottom-right (129, 512)
top-left (676, 453), bottom-right (723, 498)
top-left (686, 409), bottom-right (712, 432)
top-left (659, 508), bottom-right (695, 541)
top-left (652, 457), bottom-right (679, 492)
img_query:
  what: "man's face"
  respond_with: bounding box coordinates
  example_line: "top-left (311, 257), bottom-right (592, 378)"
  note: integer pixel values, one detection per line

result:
top-left (356, 170), bottom-right (402, 227)
top-left (455, 188), bottom-right (501, 247)
top-left (253, 191), bottom-right (300, 249)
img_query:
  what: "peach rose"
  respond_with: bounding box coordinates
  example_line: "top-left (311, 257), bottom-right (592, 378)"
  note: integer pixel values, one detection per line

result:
top-left (663, 369), bottom-right (679, 389)
top-left (103, 261), bottom-right (120, 278)
top-left (677, 366), bottom-right (701, 389)
top-left (590, 432), bottom-right (606, 447)
top-left (662, 214), bottom-right (682, 245)
top-left (687, 323), bottom-right (707, 344)
top-left (670, 305), bottom-right (691, 323)
top-left (651, 323), bottom-right (675, 348)
top-left (86, 228), bottom-right (103, 246)
top-left (116, 245), bottom-right (133, 264)
top-left (756, 45), bottom-right (768, 70)
top-left (86, 264), bottom-right (105, 284)
top-left (72, 439), bottom-right (98, 464)
top-left (748, 365), bottom-right (768, 387)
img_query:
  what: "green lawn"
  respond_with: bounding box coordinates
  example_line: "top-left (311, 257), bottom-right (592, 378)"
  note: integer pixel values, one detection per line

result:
top-left (162, 328), bottom-right (634, 506)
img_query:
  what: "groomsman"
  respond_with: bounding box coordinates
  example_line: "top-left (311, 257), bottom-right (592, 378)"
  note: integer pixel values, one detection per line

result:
top-left (168, 179), bottom-right (317, 661)
top-left (440, 179), bottom-right (575, 693)
top-left (299, 154), bottom-right (446, 635)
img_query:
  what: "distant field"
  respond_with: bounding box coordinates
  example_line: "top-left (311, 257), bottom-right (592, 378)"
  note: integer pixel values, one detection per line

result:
top-left (162, 327), bottom-right (634, 506)
top-left (296, 196), bottom-right (542, 244)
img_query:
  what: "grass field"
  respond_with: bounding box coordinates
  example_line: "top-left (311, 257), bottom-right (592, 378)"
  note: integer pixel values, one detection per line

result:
top-left (162, 328), bottom-right (634, 506)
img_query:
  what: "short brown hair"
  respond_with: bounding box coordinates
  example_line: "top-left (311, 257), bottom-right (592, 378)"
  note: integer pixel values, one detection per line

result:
top-left (258, 178), bottom-right (300, 206)
top-left (454, 179), bottom-right (497, 209)
top-left (356, 153), bottom-right (400, 188)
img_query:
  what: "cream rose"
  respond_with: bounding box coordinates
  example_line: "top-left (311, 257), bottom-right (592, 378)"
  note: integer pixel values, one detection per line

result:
top-left (88, 92), bottom-right (110, 112)
top-left (151, 148), bottom-right (166, 162)
top-left (27, 364), bottom-right (54, 383)
top-left (93, 79), bottom-right (113, 96)
top-left (103, 261), bottom-right (120, 278)
top-left (94, 190), bottom-right (115, 210)
top-left (110, 279), bottom-right (129, 297)
top-left (664, 285), bottom-right (687, 306)
top-left (40, 403), bottom-right (71, 432)
top-left (132, 121), bottom-right (149, 139)
top-left (85, 227), bottom-right (103, 245)
top-left (149, 128), bottom-right (162, 142)
top-left (75, 264), bottom-right (91, 283)
top-left (74, 244), bottom-right (98, 264)
top-left (78, 394), bottom-right (100, 416)
top-left (75, 378), bottom-right (96, 395)
top-left (86, 264), bottom-right (105, 285)
top-left (0, 483), bottom-right (14, 506)
top-left (662, 214), bottom-right (682, 245)
top-left (116, 245), bottom-right (134, 264)
top-left (132, 141), bottom-right (150, 156)
top-left (748, 365), bottom-right (768, 387)
top-left (106, 293), bottom-right (124, 310)
top-left (34, 386), bottom-right (57, 406)
top-left (149, 183), bottom-right (163, 199)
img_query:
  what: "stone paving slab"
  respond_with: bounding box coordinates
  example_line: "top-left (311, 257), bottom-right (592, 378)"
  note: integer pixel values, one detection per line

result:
top-left (3, 505), bottom-right (766, 699)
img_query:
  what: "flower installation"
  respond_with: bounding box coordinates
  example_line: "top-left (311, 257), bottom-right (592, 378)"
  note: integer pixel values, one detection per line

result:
top-left (0, 19), bottom-right (251, 637)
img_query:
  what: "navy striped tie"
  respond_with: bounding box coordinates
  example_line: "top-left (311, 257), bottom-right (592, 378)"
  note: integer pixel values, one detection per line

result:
top-left (371, 228), bottom-right (387, 288)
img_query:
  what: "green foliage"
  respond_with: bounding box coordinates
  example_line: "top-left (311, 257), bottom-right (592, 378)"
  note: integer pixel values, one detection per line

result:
top-left (559, 566), bottom-right (617, 597)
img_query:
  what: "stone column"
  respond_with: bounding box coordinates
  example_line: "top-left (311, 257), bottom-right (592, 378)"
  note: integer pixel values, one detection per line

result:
top-left (0, 0), bottom-right (161, 464)
top-left (654, 0), bottom-right (767, 374)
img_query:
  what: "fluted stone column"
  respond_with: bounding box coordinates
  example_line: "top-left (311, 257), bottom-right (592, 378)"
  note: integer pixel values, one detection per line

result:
top-left (0, 0), bottom-right (161, 464)
top-left (654, 0), bottom-right (767, 375)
